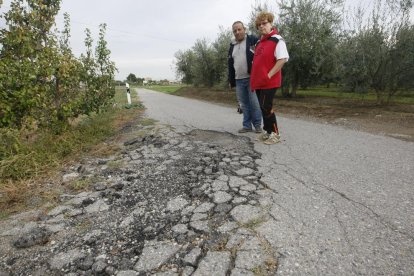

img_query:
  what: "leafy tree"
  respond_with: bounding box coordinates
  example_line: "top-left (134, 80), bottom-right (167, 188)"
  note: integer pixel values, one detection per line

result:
top-left (33, 12), bottom-right (84, 131)
top-left (174, 49), bottom-right (195, 84)
top-left (339, 0), bottom-right (414, 103)
top-left (0, 0), bottom-right (62, 128)
top-left (1, 0), bottom-right (117, 130)
top-left (192, 39), bottom-right (216, 87)
top-left (278, 0), bottom-right (343, 97)
top-left (126, 73), bottom-right (138, 83)
top-left (387, 24), bottom-right (414, 99)
top-left (369, 0), bottom-right (413, 103)
top-left (211, 26), bottom-right (232, 87)
top-left (79, 25), bottom-right (117, 114)
top-left (136, 77), bottom-right (144, 85)
top-left (175, 33), bottom-right (231, 88)
top-left (94, 23), bottom-right (117, 110)
top-left (79, 28), bottom-right (97, 113)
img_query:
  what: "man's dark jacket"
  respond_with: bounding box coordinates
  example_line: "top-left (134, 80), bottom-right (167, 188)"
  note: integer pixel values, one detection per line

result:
top-left (228, 34), bottom-right (259, 88)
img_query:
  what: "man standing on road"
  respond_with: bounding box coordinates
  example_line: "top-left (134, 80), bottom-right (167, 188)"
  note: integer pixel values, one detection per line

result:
top-left (251, 12), bottom-right (289, 144)
top-left (228, 21), bottom-right (262, 134)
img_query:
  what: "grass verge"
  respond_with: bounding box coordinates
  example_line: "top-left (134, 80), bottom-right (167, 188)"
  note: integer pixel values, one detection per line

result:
top-left (0, 87), bottom-right (145, 217)
top-left (141, 84), bottom-right (186, 94)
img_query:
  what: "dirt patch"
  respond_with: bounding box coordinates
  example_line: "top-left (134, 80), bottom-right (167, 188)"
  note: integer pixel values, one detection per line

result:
top-left (175, 87), bottom-right (414, 142)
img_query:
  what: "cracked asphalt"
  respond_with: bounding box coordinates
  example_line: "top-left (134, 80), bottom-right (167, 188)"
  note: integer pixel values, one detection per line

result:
top-left (137, 88), bottom-right (414, 275)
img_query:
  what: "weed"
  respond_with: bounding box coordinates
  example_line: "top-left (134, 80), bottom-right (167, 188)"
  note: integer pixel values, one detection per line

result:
top-left (123, 103), bottom-right (145, 109)
top-left (75, 219), bottom-right (92, 233)
top-left (211, 237), bottom-right (229, 251)
top-left (70, 178), bottom-right (92, 191)
top-left (0, 211), bottom-right (10, 220)
top-left (241, 217), bottom-right (266, 229)
top-left (106, 160), bottom-right (125, 169)
top-left (140, 118), bottom-right (157, 126)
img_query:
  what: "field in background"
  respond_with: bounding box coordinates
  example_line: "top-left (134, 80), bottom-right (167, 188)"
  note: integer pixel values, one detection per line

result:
top-left (291, 87), bottom-right (414, 105)
top-left (131, 84), bottom-right (187, 94)
top-left (144, 84), bottom-right (414, 104)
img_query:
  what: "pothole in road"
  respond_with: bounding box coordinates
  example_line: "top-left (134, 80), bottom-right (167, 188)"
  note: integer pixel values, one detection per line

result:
top-left (188, 129), bottom-right (253, 152)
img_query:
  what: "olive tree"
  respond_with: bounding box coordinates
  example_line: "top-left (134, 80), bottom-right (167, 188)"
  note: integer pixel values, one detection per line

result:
top-left (191, 39), bottom-right (217, 87)
top-left (340, 0), bottom-right (413, 103)
top-left (174, 49), bottom-right (196, 84)
top-left (278, 0), bottom-right (343, 97)
top-left (387, 24), bottom-right (414, 100)
top-left (211, 26), bottom-right (232, 88)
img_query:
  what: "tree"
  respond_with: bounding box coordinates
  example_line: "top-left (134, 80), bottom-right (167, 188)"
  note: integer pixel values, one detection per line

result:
top-left (192, 39), bottom-right (216, 87)
top-left (211, 27), bottom-right (232, 87)
top-left (1, 0), bottom-right (117, 130)
top-left (126, 73), bottom-right (138, 83)
top-left (79, 24), bottom-right (117, 114)
top-left (94, 23), bottom-right (117, 110)
top-left (339, 0), bottom-right (414, 103)
top-left (42, 12), bottom-right (83, 129)
top-left (174, 49), bottom-right (195, 84)
top-left (278, 0), bottom-right (343, 97)
top-left (0, 0), bottom-right (62, 128)
top-left (79, 28), bottom-right (98, 114)
top-left (387, 24), bottom-right (414, 100)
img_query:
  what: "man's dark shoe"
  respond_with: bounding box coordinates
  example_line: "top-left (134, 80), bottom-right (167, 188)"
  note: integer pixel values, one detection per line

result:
top-left (238, 128), bottom-right (252, 133)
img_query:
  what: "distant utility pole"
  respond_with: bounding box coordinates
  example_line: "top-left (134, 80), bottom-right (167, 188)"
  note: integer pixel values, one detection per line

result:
top-left (125, 82), bottom-right (131, 105)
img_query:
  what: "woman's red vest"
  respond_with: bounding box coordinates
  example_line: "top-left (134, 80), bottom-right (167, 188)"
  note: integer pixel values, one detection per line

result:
top-left (250, 30), bottom-right (282, 90)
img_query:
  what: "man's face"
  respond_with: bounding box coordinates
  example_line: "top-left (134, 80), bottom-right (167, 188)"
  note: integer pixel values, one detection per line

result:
top-left (232, 23), bottom-right (246, 42)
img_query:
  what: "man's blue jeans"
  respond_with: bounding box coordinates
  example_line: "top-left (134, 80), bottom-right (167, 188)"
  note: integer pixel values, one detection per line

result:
top-left (236, 78), bottom-right (262, 129)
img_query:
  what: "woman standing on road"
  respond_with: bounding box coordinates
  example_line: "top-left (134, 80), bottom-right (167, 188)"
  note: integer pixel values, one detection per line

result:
top-left (250, 12), bottom-right (289, 144)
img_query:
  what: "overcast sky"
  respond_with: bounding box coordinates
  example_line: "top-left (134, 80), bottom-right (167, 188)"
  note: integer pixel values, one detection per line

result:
top-left (1, 0), bottom-right (413, 81)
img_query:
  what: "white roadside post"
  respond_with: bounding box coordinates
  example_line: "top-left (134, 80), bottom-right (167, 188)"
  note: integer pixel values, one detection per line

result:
top-left (126, 82), bottom-right (131, 105)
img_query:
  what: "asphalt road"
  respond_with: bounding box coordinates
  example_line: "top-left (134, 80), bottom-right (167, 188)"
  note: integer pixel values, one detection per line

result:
top-left (137, 88), bottom-right (414, 275)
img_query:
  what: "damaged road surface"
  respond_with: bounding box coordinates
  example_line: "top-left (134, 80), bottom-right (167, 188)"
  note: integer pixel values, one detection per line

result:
top-left (1, 127), bottom-right (278, 275)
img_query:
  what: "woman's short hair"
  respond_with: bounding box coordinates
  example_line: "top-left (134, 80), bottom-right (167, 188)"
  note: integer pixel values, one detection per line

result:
top-left (255, 12), bottom-right (274, 29)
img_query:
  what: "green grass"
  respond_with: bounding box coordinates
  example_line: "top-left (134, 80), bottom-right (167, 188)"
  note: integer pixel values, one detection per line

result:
top-left (166, 85), bottom-right (414, 104)
top-left (146, 85), bottom-right (186, 94)
top-left (292, 87), bottom-right (414, 104)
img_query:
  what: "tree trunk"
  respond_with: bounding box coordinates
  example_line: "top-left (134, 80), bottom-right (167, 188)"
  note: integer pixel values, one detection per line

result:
top-left (291, 79), bottom-right (299, 98)
top-left (281, 85), bottom-right (290, 97)
top-left (290, 72), bottom-right (299, 98)
top-left (291, 85), bottom-right (298, 98)
top-left (375, 90), bottom-right (385, 105)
